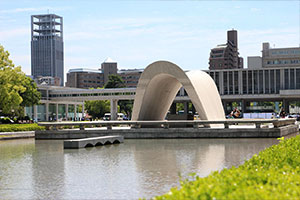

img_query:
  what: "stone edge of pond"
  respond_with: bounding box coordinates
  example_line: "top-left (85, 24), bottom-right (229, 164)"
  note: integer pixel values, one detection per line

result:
top-left (0, 131), bottom-right (35, 140)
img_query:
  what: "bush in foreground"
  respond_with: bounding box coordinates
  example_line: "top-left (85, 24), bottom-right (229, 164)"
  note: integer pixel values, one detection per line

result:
top-left (0, 124), bottom-right (45, 132)
top-left (155, 136), bottom-right (300, 199)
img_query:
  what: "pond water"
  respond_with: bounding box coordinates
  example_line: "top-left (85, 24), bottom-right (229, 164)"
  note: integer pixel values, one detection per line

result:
top-left (0, 138), bottom-right (278, 199)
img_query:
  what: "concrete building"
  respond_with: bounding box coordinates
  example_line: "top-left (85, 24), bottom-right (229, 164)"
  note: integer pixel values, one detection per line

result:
top-left (206, 65), bottom-right (300, 114)
top-left (248, 56), bottom-right (262, 69)
top-left (248, 43), bottom-right (300, 69)
top-left (66, 58), bottom-right (143, 88)
top-left (209, 30), bottom-right (243, 70)
top-left (65, 68), bottom-right (104, 88)
top-left (31, 14), bottom-right (64, 86)
top-left (119, 69), bottom-right (144, 88)
top-left (263, 43), bottom-right (300, 68)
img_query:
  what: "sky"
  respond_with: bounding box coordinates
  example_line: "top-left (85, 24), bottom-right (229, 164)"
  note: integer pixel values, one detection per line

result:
top-left (0, 0), bottom-right (299, 79)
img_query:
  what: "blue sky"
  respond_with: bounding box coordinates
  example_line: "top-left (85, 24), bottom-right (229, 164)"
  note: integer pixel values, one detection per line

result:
top-left (0, 0), bottom-right (299, 77)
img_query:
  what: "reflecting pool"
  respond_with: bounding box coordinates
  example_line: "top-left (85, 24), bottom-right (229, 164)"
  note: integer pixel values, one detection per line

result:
top-left (0, 138), bottom-right (278, 199)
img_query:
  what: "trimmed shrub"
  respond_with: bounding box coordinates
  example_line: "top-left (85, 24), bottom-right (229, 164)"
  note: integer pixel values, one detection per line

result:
top-left (155, 135), bottom-right (300, 199)
top-left (0, 124), bottom-right (45, 132)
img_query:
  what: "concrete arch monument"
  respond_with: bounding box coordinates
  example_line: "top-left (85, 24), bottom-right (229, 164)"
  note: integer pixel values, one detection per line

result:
top-left (132, 61), bottom-right (225, 122)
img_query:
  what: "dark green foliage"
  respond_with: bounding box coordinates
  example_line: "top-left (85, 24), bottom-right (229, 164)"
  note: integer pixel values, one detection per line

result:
top-left (20, 76), bottom-right (41, 107)
top-left (104, 75), bottom-right (132, 118)
top-left (155, 135), bottom-right (300, 199)
top-left (84, 100), bottom-right (110, 119)
top-left (119, 100), bottom-right (133, 119)
top-left (104, 74), bottom-right (125, 88)
top-left (0, 44), bottom-right (40, 117)
top-left (0, 124), bottom-right (45, 132)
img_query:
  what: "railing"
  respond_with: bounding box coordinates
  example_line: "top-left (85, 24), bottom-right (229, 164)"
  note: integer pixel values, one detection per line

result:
top-left (38, 118), bottom-right (296, 131)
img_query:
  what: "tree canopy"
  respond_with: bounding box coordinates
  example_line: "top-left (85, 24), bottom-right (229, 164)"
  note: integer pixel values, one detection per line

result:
top-left (0, 44), bottom-right (40, 117)
top-left (104, 74), bottom-right (125, 88)
top-left (85, 100), bottom-right (110, 119)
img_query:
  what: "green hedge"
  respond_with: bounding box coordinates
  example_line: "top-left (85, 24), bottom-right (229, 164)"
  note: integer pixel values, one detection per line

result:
top-left (0, 124), bottom-right (45, 132)
top-left (155, 136), bottom-right (300, 199)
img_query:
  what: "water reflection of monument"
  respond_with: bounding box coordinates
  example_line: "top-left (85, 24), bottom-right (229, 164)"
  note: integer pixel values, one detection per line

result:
top-left (132, 138), bottom-right (278, 197)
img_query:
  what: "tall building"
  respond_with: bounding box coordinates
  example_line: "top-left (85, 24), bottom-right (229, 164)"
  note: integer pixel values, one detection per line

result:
top-left (31, 14), bottom-right (64, 86)
top-left (209, 30), bottom-right (243, 70)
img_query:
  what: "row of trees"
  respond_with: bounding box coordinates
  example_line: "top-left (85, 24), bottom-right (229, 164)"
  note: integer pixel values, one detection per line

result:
top-left (0, 45), bottom-right (40, 118)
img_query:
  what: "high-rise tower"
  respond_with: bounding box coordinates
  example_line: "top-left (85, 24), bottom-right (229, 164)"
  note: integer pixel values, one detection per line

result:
top-left (31, 14), bottom-right (64, 86)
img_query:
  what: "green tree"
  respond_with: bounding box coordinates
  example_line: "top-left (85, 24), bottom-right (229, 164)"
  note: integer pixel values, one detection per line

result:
top-left (0, 44), bottom-right (40, 117)
top-left (104, 74), bottom-right (134, 118)
top-left (104, 74), bottom-right (125, 88)
top-left (119, 100), bottom-right (133, 118)
top-left (85, 100), bottom-right (110, 119)
top-left (20, 76), bottom-right (41, 107)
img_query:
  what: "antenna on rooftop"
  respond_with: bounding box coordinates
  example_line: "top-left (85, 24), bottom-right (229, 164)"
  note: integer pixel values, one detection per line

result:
top-left (47, 9), bottom-right (49, 14)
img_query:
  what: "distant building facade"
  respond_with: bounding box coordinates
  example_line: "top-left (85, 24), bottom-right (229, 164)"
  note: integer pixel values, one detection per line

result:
top-left (247, 56), bottom-right (262, 69)
top-left (66, 68), bottom-right (104, 88)
top-left (248, 43), bottom-right (300, 69)
top-left (65, 58), bottom-right (143, 88)
top-left (31, 14), bottom-right (64, 86)
top-left (35, 76), bottom-right (61, 86)
top-left (119, 69), bottom-right (144, 88)
top-left (209, 30), bottom-right (243, 70)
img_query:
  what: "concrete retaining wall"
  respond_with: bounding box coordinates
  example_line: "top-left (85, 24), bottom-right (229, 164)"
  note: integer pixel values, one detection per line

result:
top-left (0, 131), bottom-right (35, 140)
top-left (35, 125), bottom-right (298, 139)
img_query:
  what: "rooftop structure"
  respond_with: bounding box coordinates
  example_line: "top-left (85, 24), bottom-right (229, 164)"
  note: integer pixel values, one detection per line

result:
top-left (103, 57), bottom-right (117, 63)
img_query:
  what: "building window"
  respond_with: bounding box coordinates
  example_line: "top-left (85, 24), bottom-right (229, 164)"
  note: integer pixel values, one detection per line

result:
top-left (229, 71), bottom-right (233, 95)
top-left (270, 70), bottom-right (275, 93)
top-left (234, 71), bottom-right (239, 94)
top-left (224, 72), bottom-right (228, 95)
top-left (265, 70), bottom-right (270, 94)
top-left (296, 69), bottom-right (300, 89)
top-left (276, 69), bottom-right (280, 93)
top-left (290, 69), bottom-right (295, 89)
top-left (242, 71), bottom-right (247, 94)
top-left (259, 70), bottom-right (264, 94)
top-left (284, 69), bottom-right (289, 89)
top-left (253, 71), bottom-right (258, 94)
top-left (248, 71), bottom-right (252, 94)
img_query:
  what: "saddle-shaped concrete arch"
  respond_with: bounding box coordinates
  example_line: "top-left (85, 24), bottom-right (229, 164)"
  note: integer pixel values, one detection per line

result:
top-left (132, 61), bottom-right (225, 122)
